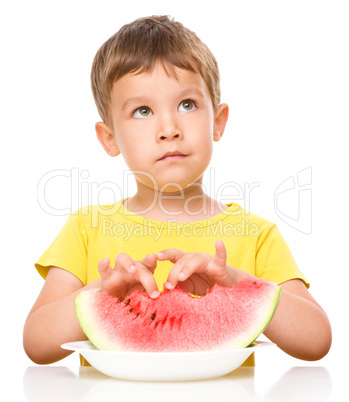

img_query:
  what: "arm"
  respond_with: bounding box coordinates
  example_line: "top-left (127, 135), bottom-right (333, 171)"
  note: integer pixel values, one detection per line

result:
top-left (263, 279), bottom-right (332, 361)
top-left (23, 267), bottom-right (97, 364)
top-left (23, 253), bottom-right (160, 364)
top-left (158, 240), bottom-right (332, 361)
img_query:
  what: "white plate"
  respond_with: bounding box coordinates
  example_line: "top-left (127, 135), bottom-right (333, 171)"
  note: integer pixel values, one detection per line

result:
top-left (61, 341), bottom-right (274, 381)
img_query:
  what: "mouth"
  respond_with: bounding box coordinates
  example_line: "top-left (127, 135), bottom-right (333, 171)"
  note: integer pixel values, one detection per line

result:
top-left (157, 151), bottom-right (188, 161)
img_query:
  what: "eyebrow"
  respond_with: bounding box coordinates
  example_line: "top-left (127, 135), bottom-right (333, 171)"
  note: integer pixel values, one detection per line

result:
top-left (121, 96), bottom-right (151, 112)
top-left (121, 87), bottom-right (205, 111)
top-left (178, 87), bottom-right (205, 100)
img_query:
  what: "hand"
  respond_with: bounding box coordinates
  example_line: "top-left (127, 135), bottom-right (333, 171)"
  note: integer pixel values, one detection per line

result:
top-left (98, 253), bottom-right (160, 299)
top-left (157, 239), bottom-right (238, 296)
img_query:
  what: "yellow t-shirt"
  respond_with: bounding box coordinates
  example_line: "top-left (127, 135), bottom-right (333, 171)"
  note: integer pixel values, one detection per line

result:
top-left (35, 198), bottom-right (309, 366)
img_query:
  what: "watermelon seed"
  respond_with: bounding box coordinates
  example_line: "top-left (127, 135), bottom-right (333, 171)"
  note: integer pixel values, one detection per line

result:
top-left (150, 313), bottom-right (156, 321)
top-left (118, 297), bottom-right (124, 303)
top-left (128, 307), bottom-right (134, 313)
top-left (134, 313), bottom-right (140, 319)
top-left (124, 299), bottom-right (131, 306)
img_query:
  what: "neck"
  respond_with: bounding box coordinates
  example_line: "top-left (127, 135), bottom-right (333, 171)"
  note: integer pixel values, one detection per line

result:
top-left (124, 178), bottom-right (227, 222)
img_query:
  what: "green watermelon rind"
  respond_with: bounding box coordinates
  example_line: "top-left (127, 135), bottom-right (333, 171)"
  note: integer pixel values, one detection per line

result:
top-left (75, 289), bottom-right (117, 351)
top-left (233, 285), bottom-right (282, 349)
top-left (75, 283), bottom-right (282, 352)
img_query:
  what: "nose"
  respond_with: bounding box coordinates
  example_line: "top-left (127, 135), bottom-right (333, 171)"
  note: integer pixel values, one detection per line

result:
top-left (157, 113), bottom-right (183, 141)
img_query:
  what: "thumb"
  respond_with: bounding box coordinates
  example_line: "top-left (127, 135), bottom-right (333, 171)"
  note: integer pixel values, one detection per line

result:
top-left (212, 239), bottom-right (227, 266)
top-left (98, 257), bottom-right (112, 279)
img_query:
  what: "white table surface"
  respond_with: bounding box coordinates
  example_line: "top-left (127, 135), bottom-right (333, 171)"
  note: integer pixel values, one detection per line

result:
top-left (16, 362), bottom-right (343, 402)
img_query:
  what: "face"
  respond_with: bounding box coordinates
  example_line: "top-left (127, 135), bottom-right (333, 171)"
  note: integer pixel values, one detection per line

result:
top-left (96, 64), bottom-right (228, 193)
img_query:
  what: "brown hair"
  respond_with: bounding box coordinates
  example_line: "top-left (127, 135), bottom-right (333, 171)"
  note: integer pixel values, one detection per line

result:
top-left (91, 15), bottom-right (221, 127)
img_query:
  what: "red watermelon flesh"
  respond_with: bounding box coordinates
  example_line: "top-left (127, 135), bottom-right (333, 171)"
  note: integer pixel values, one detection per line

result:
top-left (75, 277), bottom-right (281, 352)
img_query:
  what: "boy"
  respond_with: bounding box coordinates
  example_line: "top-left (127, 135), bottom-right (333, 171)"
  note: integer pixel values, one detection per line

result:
top-left (23, 15), bottom-right (331, 365)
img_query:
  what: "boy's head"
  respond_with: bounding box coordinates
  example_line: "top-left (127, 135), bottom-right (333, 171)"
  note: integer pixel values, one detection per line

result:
top-left (91, 15), bottom-right (221, 128)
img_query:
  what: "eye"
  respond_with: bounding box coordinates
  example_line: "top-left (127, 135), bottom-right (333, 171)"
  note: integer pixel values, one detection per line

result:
top-left (178, 99), bottom-right (196, 112)
top-left (133, 106), bottom-right (153, 118)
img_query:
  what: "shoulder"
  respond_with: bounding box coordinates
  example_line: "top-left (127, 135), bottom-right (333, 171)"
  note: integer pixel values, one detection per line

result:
top-left (223, 202), bottom-right (276, 233)
top-left (70, 200), bottom-right (125, 229)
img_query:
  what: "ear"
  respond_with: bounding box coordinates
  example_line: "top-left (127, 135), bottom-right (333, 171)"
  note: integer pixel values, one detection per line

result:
top-left (213, 103), bottom-right (229, 142)
top-left (95, 122), bottom-right (120, 157)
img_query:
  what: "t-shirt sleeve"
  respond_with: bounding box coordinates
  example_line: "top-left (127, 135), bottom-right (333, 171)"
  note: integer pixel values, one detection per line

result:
top-left (35, 213), bottom-right (88, 285)
top-left (255, 223), bottom-right (309, 288)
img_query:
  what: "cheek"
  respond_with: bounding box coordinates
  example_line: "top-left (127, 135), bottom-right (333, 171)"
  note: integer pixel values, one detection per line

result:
top-left (199, 141), bottom-right (214, 165)
top-left (188, 117), bottom-right (214, 151)
top-left (192, 109), bottom-right (214, 136)
top-left (114, 124), bottom-right (149, 165)
top-left (122, 145), bottom-right (147, 170)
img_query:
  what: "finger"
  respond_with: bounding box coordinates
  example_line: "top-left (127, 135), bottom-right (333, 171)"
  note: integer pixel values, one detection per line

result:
top-left (140, 253), bottom-right (158, 272)
top-left (135, 263), bottom-right (160, 299)
top-left (114, 253), bottom-right (137, 274)
top-left (98, 257), bottom-right (127, 295)
top-left (98, 257), bottom-right (112, 280)
top-left (211, 239), bottom-right (227, 267)
top-left (165, 253), bottom-right (212, 289)
top-left (114, 254), bottom-right (159, 298)
top-left (176, 254), bottom-right (209, 282)
top-left (207, 240), bottom-right (233, 285)
top-left (156, 248), bottom-right (186, 263)
top-left (165, 255), bottom-right (189, 289)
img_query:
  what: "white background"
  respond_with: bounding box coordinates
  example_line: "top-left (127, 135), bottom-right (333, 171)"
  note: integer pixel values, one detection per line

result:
top-left (1, 0), bottom-right (348, 397)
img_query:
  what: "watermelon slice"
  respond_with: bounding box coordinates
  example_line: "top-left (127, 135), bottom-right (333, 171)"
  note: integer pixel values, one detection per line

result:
top-left (75, 277), bottom-right (281, 352)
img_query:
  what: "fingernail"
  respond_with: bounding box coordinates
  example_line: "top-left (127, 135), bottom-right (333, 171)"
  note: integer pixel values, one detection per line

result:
top-left (165, 282), bottom-right (174, 289)
top-left (178, 272), bottom-right (185, 280)
top-left (151, 290), bottom-right (160, 298)
top-left (129, 265), bottom-right (137, 272)
top-left (157, 252), bottom-right (164, 259)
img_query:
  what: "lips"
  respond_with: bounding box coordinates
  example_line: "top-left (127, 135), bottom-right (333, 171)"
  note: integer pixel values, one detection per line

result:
top-left (158, 151), bottom-right (187, 161)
